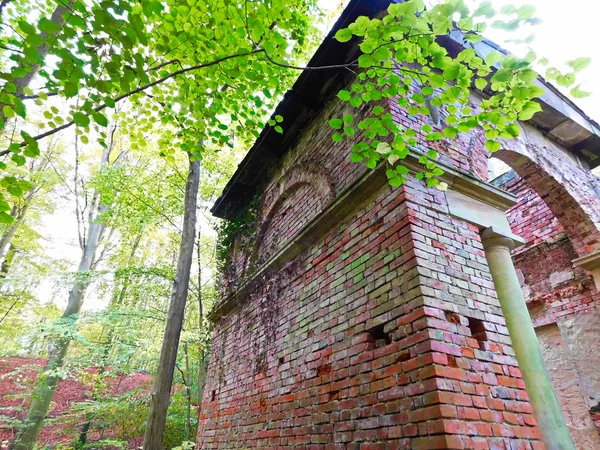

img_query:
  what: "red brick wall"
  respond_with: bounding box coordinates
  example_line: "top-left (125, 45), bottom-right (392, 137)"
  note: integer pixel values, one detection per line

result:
top-left (199, 85), bottom-right (544, 448)
top-left (259, 183), bottom-right (323, 261)
top-left (493, 172), bottom-right (565, 255)
top-left (493, 170), bottom-right (600, 327)
top-left (199, 179), bottom-right (542, 449)
top-left (494, 169), bottom-right (600, 442)
top-left (494, 148), bottom-right (600, 257)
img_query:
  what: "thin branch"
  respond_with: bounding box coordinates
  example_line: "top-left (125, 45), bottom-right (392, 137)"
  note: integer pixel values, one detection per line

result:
top-left (149, 59), bottom-right (182, 72)
top-left (0, 44), bottom-right (23, 54)
top-left (262, 49), bottom-right (359, 71)
top-left (22, 92), bottom-right (59, 100)
top-left (0, 49), bottom-right (266, 155)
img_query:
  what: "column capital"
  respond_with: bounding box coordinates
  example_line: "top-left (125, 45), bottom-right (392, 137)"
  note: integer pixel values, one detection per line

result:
top-left (481, 226), bottom-right (526, 251)
top-left (572, 249), bottom-right (600, 290)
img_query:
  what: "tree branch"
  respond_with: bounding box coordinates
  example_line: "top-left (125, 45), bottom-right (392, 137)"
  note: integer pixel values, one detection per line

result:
top-left (1, 48), bottom-right (266, 155)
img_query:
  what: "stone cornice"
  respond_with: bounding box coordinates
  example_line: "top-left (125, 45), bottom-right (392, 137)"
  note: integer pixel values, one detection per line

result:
top-left (572, 250), bottom-right (600, 290)
top-left (573, 250), bottom-right (600, 271)
top-left (209, 153), bottom-right (518, 322)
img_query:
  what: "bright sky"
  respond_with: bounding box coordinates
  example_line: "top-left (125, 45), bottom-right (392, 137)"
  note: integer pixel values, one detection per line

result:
top-left (477, 0), bottom-right (600, 122)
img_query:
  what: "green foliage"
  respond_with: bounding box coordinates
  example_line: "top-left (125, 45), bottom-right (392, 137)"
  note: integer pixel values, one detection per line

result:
top-left (0, 0), bottom-right (324, 225)
top-left (328, 0), bottom-right (591, 186)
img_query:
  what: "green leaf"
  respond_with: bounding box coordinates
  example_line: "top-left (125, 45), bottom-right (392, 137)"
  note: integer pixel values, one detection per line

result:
top-left (337, 90), bottom-right (351, 101)
top-left (275, 115), bottom-right (283, 123)
top-left (73, 112), bottom-right (90, 127)
top-left (332, 133), bottom-right (343, 142)
top-left (11, 154), bottom-right (25, 166)
top-left (567, 57), bottom-right (591, 73)
top-left (485, 140), bottom-right (501, 152)
top-left (0, 212), bottom-right (14, 224)
top-left (556, 73), bottom-right (576, 87)
top-left (350, 97), bottom-right (362, 108)
top-left (570, 84), bottom-right (592, 99)
top-left (443, 64), bottom-right (460, 81)
top-left (518, 5), bottom-right (536, 19)
top-left (484, 51), bottom-right (502, 67)
top-left (334, 28), bottom-right (353, 43)
top-left (93, 112), bottom-right (108, 127)
top-left (475, 78), bottom-right (488, 90)
top-left (7, 185), bottom-right (22, 196)
top-left (443, 127), bottom-right (458, 138)
top-left (491, 69), bottom-right (512, 83)
top-left (38, 18), bottom-right (62, 34)
top-left (18, 20), bottom-right (36, 34)
top-left (64, 82), bottom-right (78, 98)
top-left (505, 124), bottom-right (521, 137)
top-left (274, 125), bottom-right (283, 134)
top-left (329, 118), bottom-right (343, 129)
top-left (518, 69), bottom-right (537, 82)
top-left (350, 153), bottom-right (364, 163)
top-left (357, 54), bottom-right (374, 68)
top-left (2, 106), bottom-right (14, 119)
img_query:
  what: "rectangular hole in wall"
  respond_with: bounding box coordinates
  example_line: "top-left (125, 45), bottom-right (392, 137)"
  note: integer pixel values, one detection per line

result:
top-left (468, 317), bottom-right (488, 348)
top-left (366, 323), bottom-right (391, 348)
top-left (211, 390), bottom-right (216, 401)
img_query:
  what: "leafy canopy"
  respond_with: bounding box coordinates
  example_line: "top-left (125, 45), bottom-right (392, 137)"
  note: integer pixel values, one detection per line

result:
top-left (329, 0), bottom-right (591, 187)
top-left (0, 0), bottom-right (592, 216)
top-left (0, 0), bottom-right (322, 219)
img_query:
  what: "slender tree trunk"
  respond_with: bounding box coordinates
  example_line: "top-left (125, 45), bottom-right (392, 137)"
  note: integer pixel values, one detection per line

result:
top-left (0, 243), bottom-right (16, 282)
top-left (11, 213), bottom-right (104, 450)
top-left (143, 156), bottom-right (200, 450)
top-left (78, 235), bottom-right (142, 446)
top-left (0, 2), bottom-right (73, 123)
top-left (183, 343), bottom-right (191, 441)
top-left (0, 203), bottom-right (29, 263)
top-left (11, 137), bottom-right (111, 450)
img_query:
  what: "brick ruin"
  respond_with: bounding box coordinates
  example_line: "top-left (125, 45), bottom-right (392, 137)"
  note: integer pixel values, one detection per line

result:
top-left (196, 0), bottom-right (600, 448)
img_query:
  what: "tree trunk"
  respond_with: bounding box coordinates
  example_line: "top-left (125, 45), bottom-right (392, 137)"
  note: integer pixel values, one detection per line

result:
top-left (183, 343), bottom-right (191, 442)
top-left (0, 243), bottom-right (16, 282)
top-left (78, 235), bottom-right (142, 446)
top-left (11, 210), bottom-right (103, 449)
top-left (142, 156), bottom-right (200, 450)
top-left (0, 202), bottom-right (29, 264)
top-left (0, 2), bottom-right (73, 123)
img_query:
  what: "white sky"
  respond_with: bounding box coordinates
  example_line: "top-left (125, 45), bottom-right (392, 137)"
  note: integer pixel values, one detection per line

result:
top-left (476, 0), bottom-right (600, 121)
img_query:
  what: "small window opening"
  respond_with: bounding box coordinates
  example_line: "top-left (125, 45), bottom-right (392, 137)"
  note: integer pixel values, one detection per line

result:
top-left (278, 357), bottom-right (285, 365)
top-left (468, 317), bottom-right (489, 347)
top-left (367, 323), bottom-right (391, 347)
top-left (211, 390), bottom-right (216, 401)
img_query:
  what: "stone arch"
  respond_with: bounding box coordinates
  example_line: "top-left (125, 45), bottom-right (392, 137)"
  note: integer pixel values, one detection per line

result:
top-left (255, 163), bottom-right (335, 260)
top-left (494, 145), bottom-right (600, 257)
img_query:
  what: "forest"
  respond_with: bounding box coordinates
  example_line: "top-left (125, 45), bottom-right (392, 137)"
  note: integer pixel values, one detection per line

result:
top-left (0, 0), bottom-right (592, 449)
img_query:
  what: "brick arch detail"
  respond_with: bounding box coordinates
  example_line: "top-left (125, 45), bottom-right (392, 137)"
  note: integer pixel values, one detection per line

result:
top-left (494, 145), bottom-right (600, 256)
top-left (255, 163), bottom-right (335, 256)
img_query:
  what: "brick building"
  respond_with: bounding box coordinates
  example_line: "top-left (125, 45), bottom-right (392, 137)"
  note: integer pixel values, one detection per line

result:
top-left (197, 0), bottom-right (600, 448)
